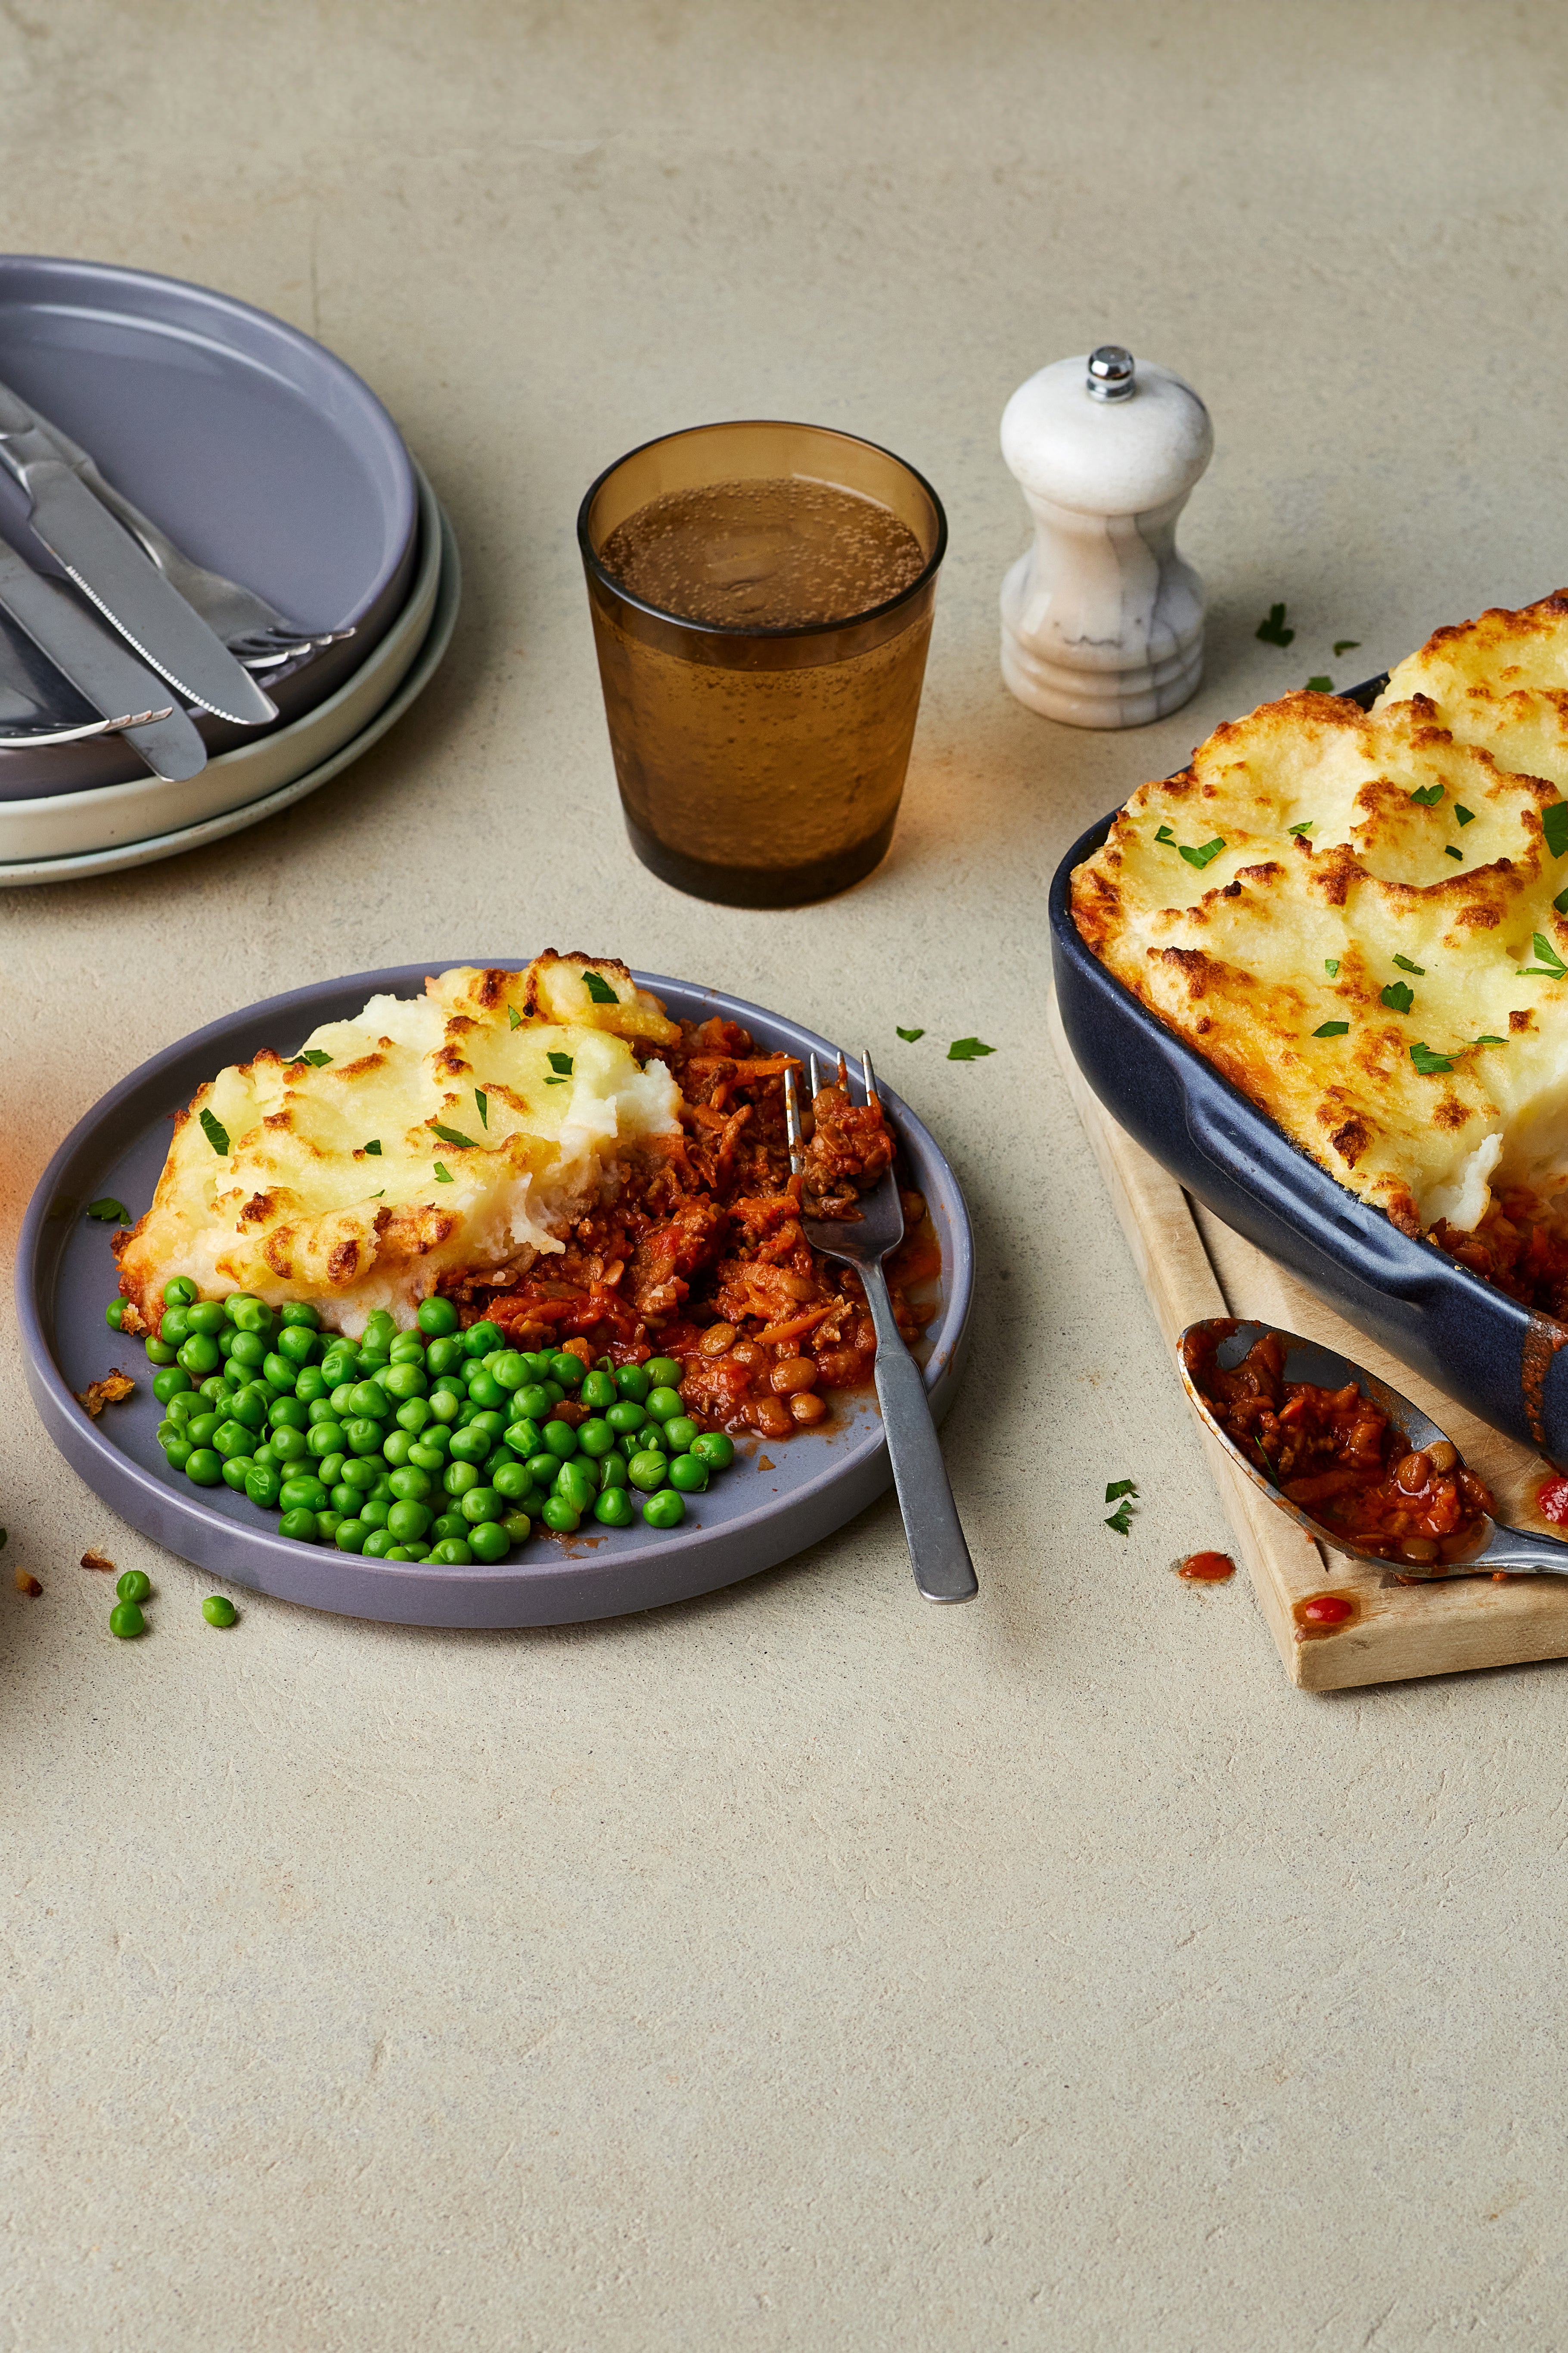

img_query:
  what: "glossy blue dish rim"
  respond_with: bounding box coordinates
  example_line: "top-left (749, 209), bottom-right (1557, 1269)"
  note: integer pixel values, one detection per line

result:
top-left (1049, 671), bottom-right (1568, 1468)
top-left (18, 966), bottom-right (974, 1627)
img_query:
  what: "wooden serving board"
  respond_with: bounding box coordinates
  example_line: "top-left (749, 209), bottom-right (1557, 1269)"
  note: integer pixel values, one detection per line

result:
top-left (1049, 994), bottom-right (1568, 1691)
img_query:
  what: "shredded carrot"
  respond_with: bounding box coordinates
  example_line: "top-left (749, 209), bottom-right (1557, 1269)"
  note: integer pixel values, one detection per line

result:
top-left (754, 1303), bottom-right (839, 1348)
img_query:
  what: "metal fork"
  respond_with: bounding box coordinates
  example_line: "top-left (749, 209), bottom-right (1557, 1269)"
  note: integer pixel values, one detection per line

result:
top-left (27, 410), bottom-right (355, 667)
top-left (786, 1050), bottom-right (978, 1605)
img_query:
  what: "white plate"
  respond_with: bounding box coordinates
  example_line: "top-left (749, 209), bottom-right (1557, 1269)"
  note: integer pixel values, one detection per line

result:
top-left (0, 464), bottom-right (444, 862)
top-left (0, 503), bottom-right (459, 885)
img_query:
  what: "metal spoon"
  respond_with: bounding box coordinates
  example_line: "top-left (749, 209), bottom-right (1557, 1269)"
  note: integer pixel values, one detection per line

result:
top-left (1178, 1317), bottom-right (1568, 1578)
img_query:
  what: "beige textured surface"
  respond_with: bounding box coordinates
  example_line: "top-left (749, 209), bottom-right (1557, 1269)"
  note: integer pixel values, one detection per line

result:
top-left (6, 4), bottom-right (1568, 2345)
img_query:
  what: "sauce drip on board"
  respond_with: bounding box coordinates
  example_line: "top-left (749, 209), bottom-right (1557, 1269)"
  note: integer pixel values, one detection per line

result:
top-left (1186, 1326), bottom-right (1493, 1568)
top-left (1293, 1591), bottom-right (1360, 1638)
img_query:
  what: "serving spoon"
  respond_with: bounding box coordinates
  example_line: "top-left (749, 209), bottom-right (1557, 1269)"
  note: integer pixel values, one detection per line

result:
top-left (1178, 1317), bottom-right (1568, 1579)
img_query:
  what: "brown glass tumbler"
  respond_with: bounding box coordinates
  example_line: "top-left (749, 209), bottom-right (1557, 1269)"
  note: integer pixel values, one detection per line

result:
top-left (578, 421), bottom-right (946, 907)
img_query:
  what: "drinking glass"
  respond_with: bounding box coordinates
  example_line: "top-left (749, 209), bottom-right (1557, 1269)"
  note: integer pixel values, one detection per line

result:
top-left (578, 420), bottom-right (946, 907)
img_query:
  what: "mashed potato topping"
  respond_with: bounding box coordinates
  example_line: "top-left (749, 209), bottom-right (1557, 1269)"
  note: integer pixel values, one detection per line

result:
top-left (118, 954), bottom-right (683, 1335)
top-left (1071, 593), bottom-right (1568, 1240)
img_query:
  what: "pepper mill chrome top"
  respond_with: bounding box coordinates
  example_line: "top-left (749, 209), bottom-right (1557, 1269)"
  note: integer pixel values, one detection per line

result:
top-left (1000, 344), bottom-right (1213, 728)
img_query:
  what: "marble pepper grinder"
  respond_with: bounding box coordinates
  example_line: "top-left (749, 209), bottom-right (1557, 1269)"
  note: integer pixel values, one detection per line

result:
top-left (1000, 345), bottom-right (1213, 728)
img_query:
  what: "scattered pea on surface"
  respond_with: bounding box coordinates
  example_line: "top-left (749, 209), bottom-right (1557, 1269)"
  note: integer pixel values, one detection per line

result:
top-left (116, 1569), bottom-right (152, 1603)
top-left (202, 1595), bottom-right (237, 1627)
top-left (109, 1599), bottom-right (145, 1638)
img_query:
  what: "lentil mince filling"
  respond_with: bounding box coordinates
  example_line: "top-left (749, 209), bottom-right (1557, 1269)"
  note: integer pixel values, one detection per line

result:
top-left (438, 1016), bottom-right (938, 1440)
top-left (1190, 1326), bottom-right (1493, 1566)
top-left (1428, 1184), bottom-right (1568, 1316)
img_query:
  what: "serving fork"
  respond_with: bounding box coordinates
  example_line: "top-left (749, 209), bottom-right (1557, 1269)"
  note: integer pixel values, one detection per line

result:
top-left (786, 1052), bottom-right (977, 1605)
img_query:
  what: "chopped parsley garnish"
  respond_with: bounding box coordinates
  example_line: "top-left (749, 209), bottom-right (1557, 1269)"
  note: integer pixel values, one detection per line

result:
top-left (86, 1197), bottom-right (128, 1223)
top-left (1313, 1021), bottom-right (1350, 1038)
top-left (1105, 1498), bottom-right (1136, 1536)
top-left (1305, 676), bottom-right (1333, 692)
top-left (199, 1109), bottom-right (230, 1156)
top-left (1155, 823), bottom-right (1176, 845)
top-left (546, 1052), bottom-right (574, 1076)
top-left (1408, 783), bottom-right (1444, 808)
top-left (544, 1077), bottom-right (567, 1085)
top-left (1288, 820), bottom-right (1315, 836)
top-left (475, 1088), bottom-right (489, 1128)
top-left (1179, 837), bottom-right (1226, 870)
top-left (1556, 886), bottom-right (1568, 916)
top-left (1445, 846), bottom-right (1463, 860)
top-left (433, 1162), bottom-right (453, 1183)
top-left (368, 1190), bottom-right (384, 1199)
top-left (291, 1048), bottom-right (333, 1068)
top-left (1324, 958), bottom-right (1340, 977)
top-left (1519, 933), bottom-right (1568, 979)
top-left (507, 1005), bottom-right (522, 1030)
top-left (1392, 955), bottom-right (1425, 975)
top-left (1455, 805), bottom-right (1475, 826)
top-left (1256, 603), bottom-right (1294, 646)
top-left (1410, 1042), bottom-right (1454, 1074)
top-left (1381, 981), bottom-right (1415, 1015)
top-left (363, 1139), bottom-right (382, 1156)
top-left (1546, 804), bottom-right (1568, 858)
top-left (896, 1026), bottom-right (925, 1042)
top-left (1104, 1481), bottom-right (1138, 1533)
top-left (582, 971), bottom-right (619, 1005)
top-left (1333, 639), bottom-right (1360, 657)
top-left (947, 1037), bottom-right (996, 1061)
top-left (432, 1122), bottom-right (477, 1149)
top-left (1105, 1479), bottom-right (1137, 1502)
top-left (1474, 1034), bottom-right (1506, 1046)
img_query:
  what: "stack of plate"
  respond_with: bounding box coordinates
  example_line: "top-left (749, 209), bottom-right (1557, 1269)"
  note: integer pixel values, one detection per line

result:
top-left (0, 258), bottom-right (459, 886)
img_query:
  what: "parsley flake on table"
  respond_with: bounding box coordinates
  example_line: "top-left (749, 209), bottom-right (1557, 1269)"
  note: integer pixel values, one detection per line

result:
top-left (896, 1026), bottom-right (925, 1042)
top-left (1519, 933), bottom-right (1568, 979)
top-left (1256, 603), bottom-right (1294, 646)
top-left (1105, 1499), bottom-right (1136, 1536)
top-left (1313, 1021), bottom-right (1350, 1038)
top-left (1333, 639), bottom-right (1361, 656)
top-left (86, 1197), bottom-right (128, 1223)
top-left (199, 1109), bottom-right (229, 1155)
top-left (433, 1162), bottom-right (453, 1183)
top-left (1455, 804), bottom-right (1475, 826)
top-left (432, 1122), bottom-right (477, 1149)
top-left (1392, 955), bottom-right (1425, 975)
top-left (290, 1048), bottom-right (333, 1068)
top-left (1546, 804), bottom-right (1568, 858)
top-left (475, 1088), bottom-right (489, 1128)
top-left (1305, 675), bottom-right (1333, 692)
top-left (1104, 1481), bottom-right (1138, 1534)
top-left (582, 971), bottom-right (619, 1005)
top-left (1179, 837), bottom-right (1226, 870)
top-left (1324, 958), bottom-right (1340, 977)
top-left (363, 1139), bottom-right (382, 1156)
top-left (1381, 981), bottom-right (1415, 1014)
top-left (507, 1005), bottom-right (522, 1029)
top-left (547, 1051), bottom-right (574, 1076)
top-left (947, 1037), bottom-right (996, 1061)
top-left (1288, 820), bottom-right (1315, 836)
top-left (1105, 1479), bottom-right (1137, 1502)
top-left (1408, 783), bottom-right (1444, 807)
top-left (1410, 1042), bottom-right (1455, 1074)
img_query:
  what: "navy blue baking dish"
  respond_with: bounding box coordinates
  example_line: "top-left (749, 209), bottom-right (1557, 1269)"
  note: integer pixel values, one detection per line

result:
top-left (1049, 672), bottom-right (1568, 1468)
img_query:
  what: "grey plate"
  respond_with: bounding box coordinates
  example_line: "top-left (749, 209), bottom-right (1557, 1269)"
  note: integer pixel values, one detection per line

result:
top-left (0, 255), bottom-right (416, 797)
top-left (18, 974), bottom-right (975, 1627)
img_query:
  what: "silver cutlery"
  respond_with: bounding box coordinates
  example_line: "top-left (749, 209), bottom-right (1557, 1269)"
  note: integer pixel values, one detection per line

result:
top-left (25, 404), bottom-right (355, 668)
top-left (0, 377), bottom-right (276, 728)
top-left (0, 539), bottom-right (207, 781)
top-left (785, 1052), bottom-right (978, 1605)
top-left (0, 704), bottom-right (173, 748)
top-left (1180, 1316), bottom-right (1568, 1577)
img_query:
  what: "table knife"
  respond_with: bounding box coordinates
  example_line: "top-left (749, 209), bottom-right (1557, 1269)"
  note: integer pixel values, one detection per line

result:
top-left (0, 380), bottom-right (276, 729)
top-left (0, 539), bottom-right (208, 781)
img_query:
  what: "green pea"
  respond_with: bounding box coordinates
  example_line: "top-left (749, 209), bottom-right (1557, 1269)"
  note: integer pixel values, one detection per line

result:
top-left (661, 1416), bottom-right (699, 1454)
top-left (605, 1398), bottom-right (646, 1436)
top-left (106, 1298), bottom-right (127, 1331)
top-left (279, 1508), bottom-right (319, 1543)
top-left (226, 1329), bottom-right (267, 1370)
top-left (215, 1329), bottom-right (238, 1360)
top-left (490, 1351), bottom-right (527, 1393)
top-left (212, 1419), bottom-right (253, 1460)
top-left (426, 1388), bottom-right (461, 1425)
top-left (646, 1386), bottom-right (684, 1425)
top-left (383, 1361), bottom-right (428, 1402)
top-left (361, 1305), bottom-right (395, 1341)
top-left (444, 1459), bottom-right (481, 1499)
top-left (503, 1414), bottom-right (543, 1456)
top-left (330, 1482), bottom-right (360, 1515)
top-left (388, 1466), bottom-right (432, 1502)
top-left (163, 1275), bottom-right (199, 1306)
top-left (151, 1366), bottom-right (192, 1405)
top-left (340, 1457), bottom-right (379, 1492)
top-left (463, 1320), bottom-right (503, 1358)
top-left (553, 1460), bottom-right (597, 1513)
top-left (546, 1351), bottom-right (583, 1390)
top-left (466, 1369), bottom-right (505, 1411)
top-left (642, 1488), bottom-right (685, 1529)
top-left (320, 1349), bottom-right (358, 1386)
top-left (176, 1333), bottom-right (219, 1376)
top-left (427, 1536), bottom-right (472, 1564)
top-left (115, 1568), bottom-right (152, 1602)
top-left (144, 1335), bottom-right (178, 1364)
top-left (109, 1599), bottom-right (146, 1638)
top-left (493, 1459), bottom-right (532, 1501)
top-left (501, 1509), bottom-right (533, 1544)
top-left (348, 1381), bottom-right (389, 1422)
top-left (425, 1335), bottom-right (465, 1376)
top-left (597, 1453), bottom-right (629, 1490)
top-left (270, 1425), bottom-right (308, 1463)
top-left (294, 1366), bottom-right (329, 1405)
top-left (515, 1383), bottom-right (553, 1422)
top-left (307, 1422), bottom-right (346, 1459)
top-left (446, 1426), bottom-right (489, 1466)
top-left (160, 1304), bottom-right (193, 1346)
top-left (381, 1428), bottom-right (413, 1467)
top-left (539, 1496), bottom-right (580, 1533)
top-left (572, 1416), bottom-right (614, 1459)
top-left (516, 1454), bottom-right (552, 1492)
top-left (165, 1389), bottom-right (202, 1423)
top-left (279, 1475), bottom-right (329, 1513)
top-left (359, 1497), bottom-right (391, 1530)
top-left (221, 1456), bottom-right (253, 1490)
top-left (161, 1434), bottom-right (193, 1470)
top-left (305, 1396), bottom-right (340, 1427)
top-left (280, 1301), bottom-right (323, 1331)
top-left (362, 1527), bottom-right (394, 1557)
top-left (644, 1357), bottom-right (683, 1392)
top-left (668, 1453), bottom-right (708, 1493)
top-left (459, 1486), bottom-right (501, 1526)
top-left (245, 1464), bottom-right (282, 1508)
top-left (387, 1498), bottom-right (432, 1543)
top-left (198, 1375), bottom-right (228, 1404)
top-left (185, 1448), bottom-right (223, 1487)
top-left (228, 1298), bottom-right (273, 1335)
top-left (593, 1487), bottom-right (636, 1528)
top-left (261, 1352), bottom-right (298, 1391)
top-left (317, 1511), bottom-right (343, 1543)
top-left (692, 1431), bottom-right (736, 1471)
top-left (615, 1364), bottom-right (651, 1403)
top-left (269, 1394), bottom-right (310, 1430)
top-left (184, 1299), bottom-right (227, 1336)
top-left (186, 1412), bottom-right (221, 1447)
top-left (388, 1331), bottom-right (427, 1364)
top-left (342, 1418), bottom-right (384, 1458)
top-left (202, 1595), bottom-right (237, 1627)
top-left (382, 1544), bottom-right (423, 1562)
top-left (407, 1441), bottom-right (447, 1474)
top-left (578, 1370), bottom-right (616, 1412)
top-left (251, 1440), bottom-right (277, 1470)
top-left (543, 1420), bottom-right (579, 1461)
top-left (395, 1396), bottom-right (432, 1434)
top-left (542, 1379), bottom-right (565, 1406)
top-left (335, 1519), bottom-right (368, 1553)
top-left (356, 1347), bottom-right (391, 1376)
top-left (317, 1451), bottom-right (346, 1489)
top-left (628, 1450), bottom-right (669, 1493)
top-left (430, 1511), bottom-right (467, 1543)
top-left (460, 1518), bottom-right (504, 1563)
top-left (417, 1295), bottom-right (460, 1338)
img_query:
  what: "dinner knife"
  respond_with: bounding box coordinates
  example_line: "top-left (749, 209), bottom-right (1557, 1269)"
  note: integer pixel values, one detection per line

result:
top-left (0, 538), bottom-right (208, 781)
top-left (0, 380), bottom-right (276, 729)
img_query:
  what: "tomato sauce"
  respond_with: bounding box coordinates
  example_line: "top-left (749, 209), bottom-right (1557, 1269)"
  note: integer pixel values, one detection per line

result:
top-left (1187, 1326), bottom-right (1493, 1568)
top-left (1293, 1591), bottom-right (1361, 1637)
top-left (1177, 1552), bottom-right (1236, 1582)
